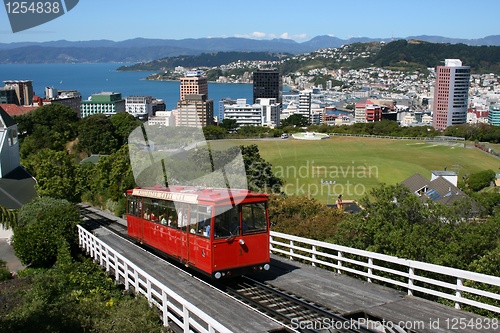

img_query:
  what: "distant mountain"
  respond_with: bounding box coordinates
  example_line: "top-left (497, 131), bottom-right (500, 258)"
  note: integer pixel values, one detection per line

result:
top-left (0, 35), bottom-right (499, 64)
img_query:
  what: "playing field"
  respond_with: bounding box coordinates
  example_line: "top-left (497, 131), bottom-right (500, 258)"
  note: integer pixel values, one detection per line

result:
top-left (228, 137), bottom-right (500, 203)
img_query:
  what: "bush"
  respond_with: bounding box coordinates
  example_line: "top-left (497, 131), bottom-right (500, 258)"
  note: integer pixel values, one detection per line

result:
top-left (12, 197), bottom-right (80, 268)
top-left (467, 169), bottom-right (496, 192)
top-left (0, 259), bottom-right (11, 281)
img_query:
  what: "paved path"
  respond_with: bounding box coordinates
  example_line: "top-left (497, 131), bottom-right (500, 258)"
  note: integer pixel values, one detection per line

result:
top-left (0, 239), bottom-right (25, 273)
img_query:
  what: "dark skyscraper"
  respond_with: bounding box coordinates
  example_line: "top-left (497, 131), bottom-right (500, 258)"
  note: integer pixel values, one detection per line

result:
top-left (252, 69), bottom-right (282, 104)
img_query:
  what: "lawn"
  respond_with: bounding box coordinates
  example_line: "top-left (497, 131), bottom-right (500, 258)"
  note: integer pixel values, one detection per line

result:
top-left (228, 137), bottom-right (500, 203)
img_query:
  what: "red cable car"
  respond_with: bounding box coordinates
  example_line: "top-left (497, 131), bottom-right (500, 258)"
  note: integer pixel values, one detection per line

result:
top-left (126, 186), bottom-right (271, 279)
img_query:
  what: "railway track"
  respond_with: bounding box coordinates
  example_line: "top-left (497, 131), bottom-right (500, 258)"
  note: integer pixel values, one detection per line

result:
top-left (78, 205), bottom-right (406, 333)
top-left (218, 277), bottom-right (380, 333)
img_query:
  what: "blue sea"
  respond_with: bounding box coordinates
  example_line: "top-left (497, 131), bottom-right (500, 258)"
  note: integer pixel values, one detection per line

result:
top-left (0, 63), bottom-right (253, 116)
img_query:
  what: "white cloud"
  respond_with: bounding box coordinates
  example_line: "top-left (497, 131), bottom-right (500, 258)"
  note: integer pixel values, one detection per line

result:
top-left (234, 31), bottom-right (308, 41)
top-left (251, 31), bottom-right (267, 38)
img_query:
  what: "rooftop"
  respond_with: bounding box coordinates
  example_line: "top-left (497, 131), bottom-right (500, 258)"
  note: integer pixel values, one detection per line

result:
top-left (0, 167), bottom-right (37, 209)
top-left (0, 104), bottom-right (38, 117)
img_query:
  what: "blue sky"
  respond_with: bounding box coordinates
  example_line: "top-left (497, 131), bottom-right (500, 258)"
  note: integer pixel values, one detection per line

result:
top-left (1, 0), bottom-right (499, 43)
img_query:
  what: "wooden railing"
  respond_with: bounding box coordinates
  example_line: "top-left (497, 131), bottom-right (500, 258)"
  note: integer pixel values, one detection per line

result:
top-left (270, 231), bottom-right (500, 314)
top-left (78, 225), bottom-right (233, 333)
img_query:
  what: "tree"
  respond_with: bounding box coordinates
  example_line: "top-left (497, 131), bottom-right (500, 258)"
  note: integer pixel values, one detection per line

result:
top-left (202, 125), bottom-right (226, 140)
top-left (331, 184), bottom-right (500, 270)
top-left (268, 194), bottom-right (344, 240)
top-left (88, 145), bottom-right (136, 215)
top-left (15, 104), bottom-right (78, 139)
top-left (466, 169), bottom-right (496, 192)
top-left (280, 114), bottom-right (309, 127)
top-left (23, 149), bottom-right (78, 201)
top-left (15, 104), bottom-right (79, 158)
top-left (109, 112), bottom-right (142, 146)
top-left (0, 205), bottom-right (17, 230)
top-left (12, 197), bottom-right (80, 268)
top-left (240, 144), bottom-right (283, 193)
top-left (77, 114), bottom-right (120, 155)
top-left (220, 118), bottom-right (238, 133)
top-left (0, 257), bottom-right (164, 333)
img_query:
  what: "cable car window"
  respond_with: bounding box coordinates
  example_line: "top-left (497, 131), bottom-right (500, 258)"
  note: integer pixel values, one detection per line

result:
top-left (177, 203), bottom-right (189, 231)
top-left (127, 195), bottom-right (137, 216)
top-left (197, 205), bottom-right (212, 238)
top-left (189, 204), bottom-right (198, 234)
top-left (151, 200), bottom-right (159, 223)
top-left (143, 198), bottom-right (153, 220)
top-left (214, 205), bottom-right (240, 238)
top-left (241, 202), bottom-right (267, 235)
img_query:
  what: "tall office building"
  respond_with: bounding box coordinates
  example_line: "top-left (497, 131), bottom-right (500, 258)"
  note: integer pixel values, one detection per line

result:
top-left (253, 69), bottom-right (282, 104)
top-left (176, 72), bottom-right (213, 127)
top-left (432, 59), bottom-right (470, 130)
top-left (2, 80), bottom-right (34, 106)
top-left (297, 91), bottom-right (312, 122)
top-left (179, 71), bottom-right (208, 101)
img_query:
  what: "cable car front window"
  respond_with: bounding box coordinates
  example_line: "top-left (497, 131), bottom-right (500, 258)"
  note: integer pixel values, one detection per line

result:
top-left (214, 205), bottom-right (240, 239)
top-left (241, 202), bottom-right (267, 235)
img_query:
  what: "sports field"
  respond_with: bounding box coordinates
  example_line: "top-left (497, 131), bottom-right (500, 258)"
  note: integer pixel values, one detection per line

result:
top-left (230, 137), bottom-right (500, 203)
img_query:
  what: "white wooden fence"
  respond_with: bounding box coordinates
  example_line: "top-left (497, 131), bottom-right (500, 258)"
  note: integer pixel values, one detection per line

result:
top-left (270, 231), bottom-right (500, 314)
top-left (78, 225), bottom-right (233, 333)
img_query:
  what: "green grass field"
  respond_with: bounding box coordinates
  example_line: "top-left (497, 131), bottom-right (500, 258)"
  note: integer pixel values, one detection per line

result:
top-left (228, 137), bottom-right (500, 203)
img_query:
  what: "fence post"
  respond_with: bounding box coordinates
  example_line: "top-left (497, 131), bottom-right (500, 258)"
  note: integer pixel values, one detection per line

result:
top-left (367, 257), bottom-right (373, 283)
top-left (147, 280), bottom-right (152, 305)
top-left (312, 245), bottom-right (316, 267)
top-left (408, 267), bottom-right (414, 296)
top-left (183, 305), bottom-right (190, 332)
top-left (290, 240), bottom-right (294, 260)
top-left (337, 251), bottom-right (343, 274)
top-left (455, 278), bottom-right (463, 310)
top-left (124, 262), bottom-right (129, 290)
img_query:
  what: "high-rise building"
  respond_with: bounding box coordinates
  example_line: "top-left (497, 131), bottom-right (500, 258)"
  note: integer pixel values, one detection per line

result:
top-left (80, 92), bottom-right (125, 118)
top-left (488, 104), bottom-right (500, 126)
top-left (179, 71), bottom-right (208, 101)
top-left (257, 98), bottom-right (280, 128)
top-left (253, 69), bottom-right (282, 104)
top-left (297, 91), bottom-right (312, 122)
top-left (175, 94), bottom-right (214, 127)
top-left (2, 80), bottom-right (34, 106)
top-left (432, 59), bottom-right (470, 130)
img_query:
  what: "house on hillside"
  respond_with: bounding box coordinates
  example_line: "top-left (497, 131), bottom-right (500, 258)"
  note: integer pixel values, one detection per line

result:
top-left (0, 106), bottom-right (37, 239)
top-left (401, 170), bottom-right (480, 216)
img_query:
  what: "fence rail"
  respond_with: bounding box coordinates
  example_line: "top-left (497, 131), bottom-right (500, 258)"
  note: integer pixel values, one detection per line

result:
top-left (328, 133), bottom-right (466, 141)
top-left (78, 225), bottom-right (233, 333)
top-left (270, 231), bottom-right (500, 314)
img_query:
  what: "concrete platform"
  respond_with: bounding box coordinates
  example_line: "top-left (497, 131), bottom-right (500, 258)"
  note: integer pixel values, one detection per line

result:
top-left (253, 255), bottom-right (498, 333)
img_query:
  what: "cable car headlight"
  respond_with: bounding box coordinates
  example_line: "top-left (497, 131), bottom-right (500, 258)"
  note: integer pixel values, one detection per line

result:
top-left (263, 264), bottom-right (270, 271)
top-left (214, 272), bottom-right (222, 279)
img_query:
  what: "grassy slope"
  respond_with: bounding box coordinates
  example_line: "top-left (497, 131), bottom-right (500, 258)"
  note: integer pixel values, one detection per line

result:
top-left (229, 137), bottom-right (500, 203)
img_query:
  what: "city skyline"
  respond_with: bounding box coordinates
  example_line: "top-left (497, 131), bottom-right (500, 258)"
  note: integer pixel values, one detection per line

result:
top-left (1, 0), bottom-right (499, 44)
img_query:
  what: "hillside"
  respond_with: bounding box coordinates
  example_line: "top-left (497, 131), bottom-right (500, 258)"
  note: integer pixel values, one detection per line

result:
top-left (120, 40), bottom-right (500, 78)
top-left (1, 35), bottom-right (500, 64)
top-left (116, 52), bottom-right (289, 71)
